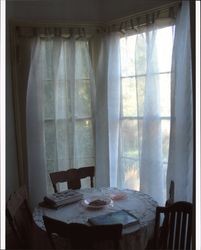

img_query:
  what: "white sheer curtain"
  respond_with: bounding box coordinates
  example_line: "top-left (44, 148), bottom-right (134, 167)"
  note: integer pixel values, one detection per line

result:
top-left (27, 36), bottom-right (95, 208)
top-left (117, 19), bottom-right (174, 205)
top-left (27, 39), bottom-right (47, 209)
top-left (140, 23), bottom-right (164, 205)
top-left (167, 1), bottom-right (193, 202)
top-left (95, 33), bottom-right (121, 187)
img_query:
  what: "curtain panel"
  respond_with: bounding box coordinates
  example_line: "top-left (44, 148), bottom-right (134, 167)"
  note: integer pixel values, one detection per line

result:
top-left (167, 1), bottom-right (193, 202)
top-left (26, 36), bottom-right (96, 208)
top-left (110, 18), bottom-right (175, 205)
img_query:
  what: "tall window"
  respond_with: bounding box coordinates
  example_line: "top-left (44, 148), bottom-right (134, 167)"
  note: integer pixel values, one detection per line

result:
top-left (41, 39), bottom-right (95, 192)
top-left (119, 25), bottom-right (174, 195)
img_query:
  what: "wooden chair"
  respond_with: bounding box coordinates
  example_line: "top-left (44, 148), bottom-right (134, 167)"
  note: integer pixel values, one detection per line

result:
top-left (43, 215), bottom-right (122, 250)
top-left (153, 201), bottom-right (193, 250)
top-left (6, 186), bottom-right (51, 249)
top-left (50, 166), bottom-right (95, 193)
top-left (78, 166), bottom-right (95, 188)
top-left (146, 181), bottom-right (175, 250)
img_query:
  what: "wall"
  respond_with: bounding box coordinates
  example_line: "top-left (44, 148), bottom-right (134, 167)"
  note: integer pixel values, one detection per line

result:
top-left (6, 0), bottom-right (178, 198)
top-left (6, 0), bottom-right (102, 22)
top-left (100, 0), bottom-right (177, 21)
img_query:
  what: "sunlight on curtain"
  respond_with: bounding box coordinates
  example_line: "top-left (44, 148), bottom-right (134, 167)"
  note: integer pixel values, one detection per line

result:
top-left (118, 21), bottom-right (174, 204)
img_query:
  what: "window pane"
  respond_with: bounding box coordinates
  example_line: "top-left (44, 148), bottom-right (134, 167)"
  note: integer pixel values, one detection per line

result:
top-left (45, 120), bottom-right (56, 146)
top-left (120, 119), bottom-right (141, 159)
top-left (122, 76), bottom-right (145, 117)
top-left (75, 120), bottom-right (95, 167)
top-left (56, 120), bottom-right (69, 161)
top-left (45, 138), bottom-right (57, 161)
top-left (120, 36), bottom-right (136, 77)
top-left (75, 41), bottom-right (91, 79)
top-left (75, 79), bottom-right (92, 117)
top-left (161, 120), bottom-right (170, 163)
top-left (44, 80), bottom-right (55, 120)
top-left (120, 158), bottom-right (140, 190)
top-left (159, 73), bottom-right (171, 117)
top-left (43, 40), bottom-right (53, 80)
top-left (122, 77), bottom-right (136, 116)
top-left (120, 33), bottom-right (146, 77)
top-left (136, 76), bottom-right (145, 116)
top-left (47, 160), bottom-right (57, 173)
top-left (135, 33), bottom-right (146, 75)
top-left (156, 26), bottom-right (174, 72)
top-left (55, 81), bottom-right (69, 119)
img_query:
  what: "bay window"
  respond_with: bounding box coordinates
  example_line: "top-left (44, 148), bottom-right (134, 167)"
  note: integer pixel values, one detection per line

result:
top-left (11, 1), bottom-right (191, 208)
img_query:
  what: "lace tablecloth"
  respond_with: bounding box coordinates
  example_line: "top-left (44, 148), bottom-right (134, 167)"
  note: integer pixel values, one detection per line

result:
top-left (33, 187), bottom-right (157, 250)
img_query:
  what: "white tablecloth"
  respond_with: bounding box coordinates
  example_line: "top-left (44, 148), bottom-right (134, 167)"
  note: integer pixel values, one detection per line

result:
top-left (33, 187), bottom-right (157, 250)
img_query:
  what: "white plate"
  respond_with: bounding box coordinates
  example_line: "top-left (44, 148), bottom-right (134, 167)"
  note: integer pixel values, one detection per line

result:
top-left (81, 195), bottom-right (112, 209)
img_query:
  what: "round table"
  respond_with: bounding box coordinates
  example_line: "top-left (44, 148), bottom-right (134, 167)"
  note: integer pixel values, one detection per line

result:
top-left (33, 187), bottom-right (157, 250)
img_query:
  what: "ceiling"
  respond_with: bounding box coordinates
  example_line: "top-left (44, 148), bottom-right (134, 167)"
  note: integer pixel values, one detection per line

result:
top-left (7, 0), bottom-right (180, 22)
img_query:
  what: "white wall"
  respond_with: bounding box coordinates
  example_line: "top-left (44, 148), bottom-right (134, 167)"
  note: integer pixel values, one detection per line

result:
top-left (6, 0), bottom-right (177, 198)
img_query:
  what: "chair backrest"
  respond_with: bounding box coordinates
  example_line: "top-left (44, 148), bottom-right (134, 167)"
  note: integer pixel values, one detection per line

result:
top-left (154, 201), bottom-right (193, 250)
top-left (50, 166), bottom-right (95, 193)
top-left (6, 186), bottom-right (34, 248)
top-left (78, 166), bottom-right (95, 188)
top-left (43, 215), bottom-right (122, 250)
top-left (165, 180), bottom-right (175, 207)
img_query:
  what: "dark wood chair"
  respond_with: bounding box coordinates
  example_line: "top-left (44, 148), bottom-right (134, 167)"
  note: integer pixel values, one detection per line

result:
top-left (78, 166), bottom-right (95, 188)
top-left (153, 201), bottom-right (193, 250)
top-left (43, 215), bottom-right (122, 250)
top-left (165, 180), bottom-right (175, 207)
top-left (6, 186), bottom-right (52, 249)
top-left (50, 166), bottom-right (95, 193)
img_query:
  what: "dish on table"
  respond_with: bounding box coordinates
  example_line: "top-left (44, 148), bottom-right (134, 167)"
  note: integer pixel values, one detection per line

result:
top-left (109, 192), bottom-right (127, 201)
top-left (81, 196), bottom-right (112, 209)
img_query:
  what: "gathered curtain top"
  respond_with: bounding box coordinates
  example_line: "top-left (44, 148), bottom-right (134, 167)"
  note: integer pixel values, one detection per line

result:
top-left (12, 1), bottom-right (180, 38)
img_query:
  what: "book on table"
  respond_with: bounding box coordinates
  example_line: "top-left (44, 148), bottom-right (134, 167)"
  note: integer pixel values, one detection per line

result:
top-left (44, 190), bottom-right (83, 208)
top-left (88, 210), bottom-right (139, 228)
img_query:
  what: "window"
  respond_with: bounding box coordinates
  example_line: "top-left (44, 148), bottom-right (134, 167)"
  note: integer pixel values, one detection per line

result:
top-left (41, 39), bottom-right (95, 193)
top-left (119, 26), bottom-right (174, 194)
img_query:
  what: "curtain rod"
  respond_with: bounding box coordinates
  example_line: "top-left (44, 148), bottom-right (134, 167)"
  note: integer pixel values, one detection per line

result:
top-left (105, 1), bottom-right (181, 25)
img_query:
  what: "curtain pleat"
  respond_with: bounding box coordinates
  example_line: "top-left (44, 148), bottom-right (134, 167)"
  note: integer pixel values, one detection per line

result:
top-left (140, 25), bottom-right (164, 205)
